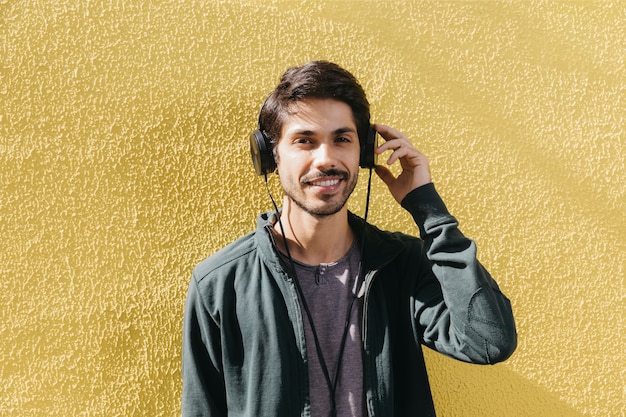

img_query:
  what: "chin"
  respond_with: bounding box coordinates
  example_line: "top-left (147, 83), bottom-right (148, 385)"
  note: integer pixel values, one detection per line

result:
top-left (293, 197), bottom-right (348, 218)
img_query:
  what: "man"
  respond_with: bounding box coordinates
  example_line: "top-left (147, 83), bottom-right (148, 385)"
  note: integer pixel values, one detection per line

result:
top-left (182, 61), bottom-right (517, 417)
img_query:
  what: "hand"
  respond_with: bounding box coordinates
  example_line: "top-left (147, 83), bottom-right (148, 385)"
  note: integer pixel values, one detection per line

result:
top-left (373, 124), bottom-right (432, 204)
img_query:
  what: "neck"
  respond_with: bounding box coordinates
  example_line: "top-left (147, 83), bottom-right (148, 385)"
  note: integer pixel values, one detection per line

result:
top-left (274, 199), bottom-right (354, 265)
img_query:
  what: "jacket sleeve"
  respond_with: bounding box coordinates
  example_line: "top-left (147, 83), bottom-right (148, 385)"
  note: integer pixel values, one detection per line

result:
top-left (401, 183), bottom-right (517, 364)
top-left (181, 273), bottom-right (226, 417)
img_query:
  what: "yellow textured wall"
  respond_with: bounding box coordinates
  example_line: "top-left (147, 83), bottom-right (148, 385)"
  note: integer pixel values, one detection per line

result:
top-left (1, 1), bottom-right (624, 416)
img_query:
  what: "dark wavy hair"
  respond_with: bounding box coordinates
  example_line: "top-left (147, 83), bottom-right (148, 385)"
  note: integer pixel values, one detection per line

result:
top-left (258, 61), bottom-right (371, 148)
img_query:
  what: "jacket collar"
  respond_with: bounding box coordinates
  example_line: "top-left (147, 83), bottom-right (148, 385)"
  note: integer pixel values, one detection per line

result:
top-left (347, 211), bottom-right (404, 271)
top-left (255, 210), bottom-right (404, 274)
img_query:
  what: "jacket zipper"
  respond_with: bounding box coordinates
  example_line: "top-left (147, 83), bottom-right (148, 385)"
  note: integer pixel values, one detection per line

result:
top-left (267, 224), bottom-right (312, 417)
top-left (361, 268), bottom-right (377, 417)
top-left (361, 256), bottom-right (396, 417)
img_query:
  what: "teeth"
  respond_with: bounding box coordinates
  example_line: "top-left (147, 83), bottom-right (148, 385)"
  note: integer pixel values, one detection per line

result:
top-left (316, 179), bottom-right (339, 187)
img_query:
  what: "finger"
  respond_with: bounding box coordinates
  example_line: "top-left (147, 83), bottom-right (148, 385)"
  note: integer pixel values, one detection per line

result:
top-left (373, 124), bottom-right (404, 142)
top-left (374, 138), bottom-right (415, 155)
top-left (374, 164), bottom-right (396, 186)
top-left (385, 147), bottom-right (408, 165)
top-left (378, 140), bottom-right (421, 166)
top-left (373, 126), bottom-right (415, 153)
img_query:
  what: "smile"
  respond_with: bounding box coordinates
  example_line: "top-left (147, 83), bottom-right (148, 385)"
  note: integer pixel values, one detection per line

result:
top-left (313, 179), bottom-right (341, 187)
top-left (301, 169), bottom-right (349, 187)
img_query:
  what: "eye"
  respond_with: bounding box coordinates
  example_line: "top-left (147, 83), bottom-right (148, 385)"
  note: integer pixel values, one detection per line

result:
top-left (294, 137), bottom-right (313, 144)
top-left (335, 135), bottom-right (355, 144)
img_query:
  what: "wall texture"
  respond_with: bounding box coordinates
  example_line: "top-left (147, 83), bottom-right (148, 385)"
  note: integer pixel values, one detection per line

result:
top-left (1, 1), bottom-right (624, 416)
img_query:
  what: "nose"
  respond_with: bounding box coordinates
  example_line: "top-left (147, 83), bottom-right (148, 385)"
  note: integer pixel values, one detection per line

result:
top-left (312, 143), bottom-right (337, 168)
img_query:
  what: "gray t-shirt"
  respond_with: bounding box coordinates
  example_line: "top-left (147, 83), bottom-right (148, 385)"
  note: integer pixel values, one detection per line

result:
top-left (282, 241), bottom-right (365, 417)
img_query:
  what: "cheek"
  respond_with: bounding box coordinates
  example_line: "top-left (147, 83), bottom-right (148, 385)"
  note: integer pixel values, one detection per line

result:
top-left (349, 150), bottom-right (361, 169)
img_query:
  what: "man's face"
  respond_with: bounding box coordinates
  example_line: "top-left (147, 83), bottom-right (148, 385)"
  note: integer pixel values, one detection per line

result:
top-left (275, 98), bottom-right (360, 218)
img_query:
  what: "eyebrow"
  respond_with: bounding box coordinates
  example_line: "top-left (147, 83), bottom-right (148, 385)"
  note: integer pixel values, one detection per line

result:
top-left (333, 127), bottom-right (357, 135)
top-left (291, 127), bottom-right (357, 136)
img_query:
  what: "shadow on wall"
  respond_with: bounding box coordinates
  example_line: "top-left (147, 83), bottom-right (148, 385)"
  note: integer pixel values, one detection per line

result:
top-left (427, 356), bottom-right (588, 417)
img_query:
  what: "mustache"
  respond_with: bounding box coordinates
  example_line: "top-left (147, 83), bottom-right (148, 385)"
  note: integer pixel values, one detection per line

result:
top-left (300, 169), bottom-right (349, 184)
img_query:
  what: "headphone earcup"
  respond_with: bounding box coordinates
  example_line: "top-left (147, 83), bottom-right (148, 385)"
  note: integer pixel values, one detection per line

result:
top-left (250, 129), bottom-right (276, 175)
top-left (360, 126), bottom-right (377, 169)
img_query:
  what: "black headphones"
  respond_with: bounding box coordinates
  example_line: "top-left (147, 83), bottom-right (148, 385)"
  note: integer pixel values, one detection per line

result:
top-left (250, 118), bottom-right (378, 176)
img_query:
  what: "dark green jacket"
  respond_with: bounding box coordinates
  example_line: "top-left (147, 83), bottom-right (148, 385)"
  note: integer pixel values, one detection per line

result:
top-left (182, 183), bottom-right (517, 416)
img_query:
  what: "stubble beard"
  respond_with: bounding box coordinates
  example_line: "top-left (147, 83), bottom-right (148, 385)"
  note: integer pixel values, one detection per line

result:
top-left (283, 170), bottom-right (359, 218)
